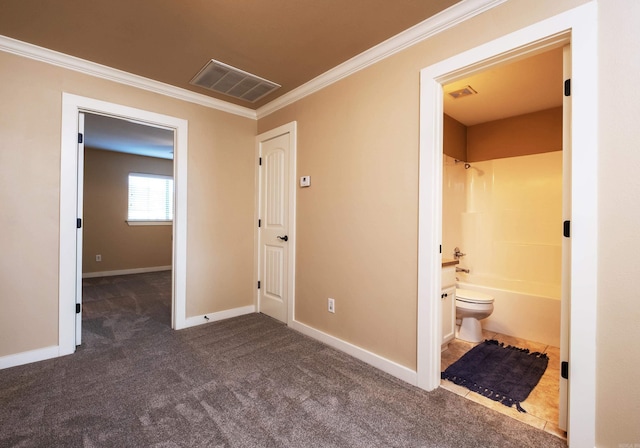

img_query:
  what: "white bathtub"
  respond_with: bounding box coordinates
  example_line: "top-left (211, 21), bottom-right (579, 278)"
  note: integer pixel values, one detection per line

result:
top-left (456, 281), bottom-right (561, 347)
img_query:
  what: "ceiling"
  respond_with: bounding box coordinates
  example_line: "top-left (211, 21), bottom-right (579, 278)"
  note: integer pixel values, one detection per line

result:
top-left (84, 114), bottom-right (174, 160)
top-left (444, 46), bottom-right (564, 126)
top-left (0, 0), bottom-right (460, 109)
top-left (84, 46), bottom-right (563, 159)
top-left (1, 1), bottom-right (563, 156)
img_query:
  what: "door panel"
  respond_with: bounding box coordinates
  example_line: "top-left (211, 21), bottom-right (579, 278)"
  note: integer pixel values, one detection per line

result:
top-left (259, 134), bottom-right (290, 322)
top-left (558, 44), bottom-right (572, 432)
top-left (75, 112), bottom-right (85, 345)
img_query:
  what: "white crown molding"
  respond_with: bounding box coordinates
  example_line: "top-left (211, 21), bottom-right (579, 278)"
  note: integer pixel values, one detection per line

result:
top-left (0, 35), bottom-right (257, 120)
top-left (256, 0), bottom-right (506, 119)
top-left (0, 0), bottom-right (504, 122)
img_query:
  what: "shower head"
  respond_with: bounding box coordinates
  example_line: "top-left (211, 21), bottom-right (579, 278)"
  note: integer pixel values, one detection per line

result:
top-left (454, 159), bottom-right (472, 169)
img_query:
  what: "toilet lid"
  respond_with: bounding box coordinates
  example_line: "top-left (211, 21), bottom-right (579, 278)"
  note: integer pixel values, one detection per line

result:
top-left (456, 288), bottom-right (494, 304)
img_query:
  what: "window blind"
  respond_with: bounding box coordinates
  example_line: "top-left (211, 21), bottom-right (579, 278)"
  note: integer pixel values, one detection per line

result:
top-left (128, 173), bottom-right (174, 221)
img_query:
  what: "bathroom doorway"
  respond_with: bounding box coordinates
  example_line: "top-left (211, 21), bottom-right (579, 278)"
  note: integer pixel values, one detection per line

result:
top-left (416, 5), bottom-right (599, 445)
top-left (439, 47), bottom-right (565, 434)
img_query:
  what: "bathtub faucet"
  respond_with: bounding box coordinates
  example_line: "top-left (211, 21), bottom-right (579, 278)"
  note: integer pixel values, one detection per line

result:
top-left (453, 247), bottom-right (466, 259)
top-left (456, 267), bottom-right (470, 274)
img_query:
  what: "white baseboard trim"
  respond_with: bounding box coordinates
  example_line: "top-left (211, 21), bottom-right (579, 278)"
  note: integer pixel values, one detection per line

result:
top-left (182, 305), bottom-right (256, 329)
top-left (0, 345), bottom-right (61, 370)
top-left (82, 265), bottom-right (172, 278)
top-left (289, 320), bottom-right (417, 386)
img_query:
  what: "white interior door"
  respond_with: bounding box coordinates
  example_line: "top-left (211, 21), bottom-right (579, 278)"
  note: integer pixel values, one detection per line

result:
top-left (558, 44), bottom-right (572, 432)
top-left (75, 112), bottom-right (85, 345)
top-left (258, 132), bottom-right (291, 323)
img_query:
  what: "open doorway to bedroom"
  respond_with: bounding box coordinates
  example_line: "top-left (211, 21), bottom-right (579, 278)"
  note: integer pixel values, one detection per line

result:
top-left (80, 113), bottom-right (175, 344)
top-left (59, 93), bottom-right (189, 356)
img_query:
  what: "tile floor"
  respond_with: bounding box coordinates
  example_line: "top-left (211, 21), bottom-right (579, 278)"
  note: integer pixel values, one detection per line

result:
top-left (440, 330), bottom-right (567, 440)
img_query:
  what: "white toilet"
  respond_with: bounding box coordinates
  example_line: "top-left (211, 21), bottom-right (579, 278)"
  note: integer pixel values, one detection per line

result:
top-left (455, 288), bottom-right (495, 343)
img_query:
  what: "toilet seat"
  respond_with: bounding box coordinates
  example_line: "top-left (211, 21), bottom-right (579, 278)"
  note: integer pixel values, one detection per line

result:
top-left (455, 288), bottom-right (494, 304)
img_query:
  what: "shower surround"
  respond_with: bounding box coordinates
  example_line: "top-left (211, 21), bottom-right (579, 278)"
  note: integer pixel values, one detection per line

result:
top-left (443, 152), bottom-right (562, 346)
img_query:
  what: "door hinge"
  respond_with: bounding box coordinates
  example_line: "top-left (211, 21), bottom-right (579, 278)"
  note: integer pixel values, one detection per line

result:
top-left (563, 220), bottom-right (570, 238)
top-left (259, 157), bottom-right (262, 166)
top-left (257, 281), bottom-right (261, 289)
top-left (77, 218), bottom-right (82, 229)
top-left (258, 219), bottom-right (261, 228)
top-left (564, 79), bottom-right (571, 97)
top-left (78, 133), bottom-right (84, 144)
top-left (439, 244), bottom-right (442, 254)
top-left (561, 361), bottom-right (569, 379)
top-left (76, 303), bottom-right (81, 314)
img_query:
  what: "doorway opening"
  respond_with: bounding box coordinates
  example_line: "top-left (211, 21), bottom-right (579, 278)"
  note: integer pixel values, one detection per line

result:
top-left (59, 93), bottom-right (189, 357)
top-left (439, 47), bottom-right (565, 434)
top-left (416, 4), bottom-right (598, 446)
top-left (80, 113), bottom-right (175, 342)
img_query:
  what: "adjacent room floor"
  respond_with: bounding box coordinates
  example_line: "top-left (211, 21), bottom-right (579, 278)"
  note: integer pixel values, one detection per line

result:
top-left (441, 331), bottom-right (566, 440)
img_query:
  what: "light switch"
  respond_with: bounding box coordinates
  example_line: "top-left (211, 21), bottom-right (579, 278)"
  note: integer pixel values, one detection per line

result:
top-left (300, 176), bottom-right (311, 187)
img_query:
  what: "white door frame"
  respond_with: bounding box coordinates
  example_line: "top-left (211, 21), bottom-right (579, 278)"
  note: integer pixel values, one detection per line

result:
top-left (416, 3), bottom-right (597, 447)
top-left (59, 93), bottom-right (189, 355)
top-left (75, 112), bottom-right (85, 345)
top-left (254, 122), bottom-right (297, 324)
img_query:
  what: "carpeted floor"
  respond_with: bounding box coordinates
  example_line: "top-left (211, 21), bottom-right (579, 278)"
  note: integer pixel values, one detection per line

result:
top-left (0, 271), bottom-right (567, 447)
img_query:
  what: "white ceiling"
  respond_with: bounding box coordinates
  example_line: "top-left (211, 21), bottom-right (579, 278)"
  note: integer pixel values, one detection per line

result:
top-left (443, 47), bottom-right (564, 126)
top-left (84, 113), bottom-right (174, 160)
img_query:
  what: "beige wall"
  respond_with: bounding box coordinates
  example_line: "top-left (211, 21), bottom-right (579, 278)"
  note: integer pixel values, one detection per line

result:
top-left (597, 1), bottom-right (640, 446)
top-left (83, 148), bottom-right (173, 273)
top-left (443, 114), bottom-right (467, 161)
top-left (258, 0), bottom-right (588, 370)
top-left (444, 107), bottom-right (562, 162)
top-left (467, 107), bottom-right (563, 162)
top-left (3, 0), bottom-right (640, 445)
top-left (0, 50), bottom-right (256, 357)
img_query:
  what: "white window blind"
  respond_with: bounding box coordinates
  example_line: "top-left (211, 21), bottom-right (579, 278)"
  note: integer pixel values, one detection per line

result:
top-left (128, 173), bottom-right (174, 221)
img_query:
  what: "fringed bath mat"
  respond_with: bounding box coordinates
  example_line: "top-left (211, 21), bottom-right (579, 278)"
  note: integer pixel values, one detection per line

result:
top-left (441, 339), bottom-right (549, 412)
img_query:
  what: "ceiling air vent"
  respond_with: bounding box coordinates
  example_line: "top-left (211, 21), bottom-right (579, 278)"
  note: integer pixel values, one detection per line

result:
top-left (190, 59), bottom-right (280, 103)
top-left (447, 85), bottom-right (478, 99)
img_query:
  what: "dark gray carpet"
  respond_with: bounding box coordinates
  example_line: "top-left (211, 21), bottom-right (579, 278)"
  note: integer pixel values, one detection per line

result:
top-left (0, 272), bottom-right (566, 447)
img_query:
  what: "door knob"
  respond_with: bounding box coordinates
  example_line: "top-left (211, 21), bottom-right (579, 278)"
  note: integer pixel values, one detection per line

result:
top-left (277, 235), bottom-right (289, 242)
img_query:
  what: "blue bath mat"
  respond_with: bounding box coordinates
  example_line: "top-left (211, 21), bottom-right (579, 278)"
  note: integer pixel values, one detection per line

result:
top-left (441, 339), bottom-right (549, 412)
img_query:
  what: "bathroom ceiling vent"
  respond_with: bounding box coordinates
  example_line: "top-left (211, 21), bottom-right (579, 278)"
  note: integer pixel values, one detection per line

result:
top-left (190, 59), bottom-right (280, 103)
top-left (448, 85), bottom-right (478, 99)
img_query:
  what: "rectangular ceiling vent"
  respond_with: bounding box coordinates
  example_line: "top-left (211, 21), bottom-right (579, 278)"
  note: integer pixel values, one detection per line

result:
top-left (447, 85), bottom-right (478, 99)
top-left (190, 59), bottom-right (280, 103)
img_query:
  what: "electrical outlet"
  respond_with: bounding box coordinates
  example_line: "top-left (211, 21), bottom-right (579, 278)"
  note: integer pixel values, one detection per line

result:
top-left (328, 298), bottom-right (335, 313)
top-left (96, 254), bottom-right (102, 262)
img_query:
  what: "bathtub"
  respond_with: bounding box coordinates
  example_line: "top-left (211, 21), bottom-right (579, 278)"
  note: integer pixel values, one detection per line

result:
top-left (456, 280), bottom-right (561, 347)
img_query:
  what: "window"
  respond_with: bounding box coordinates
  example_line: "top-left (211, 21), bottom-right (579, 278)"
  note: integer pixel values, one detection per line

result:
top-left (127, 173), bottom-right (173, 225)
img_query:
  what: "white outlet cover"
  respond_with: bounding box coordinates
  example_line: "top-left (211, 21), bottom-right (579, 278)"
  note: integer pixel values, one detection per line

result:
top-left (300, 176), bottom-right (311, 187)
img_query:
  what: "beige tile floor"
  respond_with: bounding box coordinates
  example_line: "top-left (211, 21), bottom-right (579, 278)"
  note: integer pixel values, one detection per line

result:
top-left (441, 330), bottom-right (567, 440)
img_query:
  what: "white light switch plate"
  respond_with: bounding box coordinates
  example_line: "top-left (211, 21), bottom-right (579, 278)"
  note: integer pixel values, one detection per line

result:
top-left (300, 176), bottom-right (311, 187)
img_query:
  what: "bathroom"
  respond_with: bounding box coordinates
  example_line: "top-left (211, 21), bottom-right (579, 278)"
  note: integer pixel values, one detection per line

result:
top-left (440, 47), bottom-right (564, 349)
top-left (442, 150), bottom-right (563, 347)
top-left (438, 48), bottom-right (567, 433)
